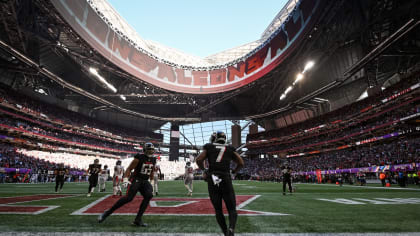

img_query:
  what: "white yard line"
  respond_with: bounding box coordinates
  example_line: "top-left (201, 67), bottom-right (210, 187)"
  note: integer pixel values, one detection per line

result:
top-left (70, 194), bottom-right (110, 215)
top-left (0, 205), bottom-right (60, 215)
top-left (236, 195), bottom-right (260, 209)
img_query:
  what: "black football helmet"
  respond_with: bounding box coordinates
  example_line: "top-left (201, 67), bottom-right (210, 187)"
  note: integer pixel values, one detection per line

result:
top-left (209, 132), bottom-right (216, 143)
top-left (104, 165), bottom-right (108, 170)
top-left (144, 142), bottom-right (155, 157)
top-left (215, 131), bottom-right (226, 144)
top-left (94, 159), bottom-right (99, 164)
top-left (116, 160), bottom-right (122, 166)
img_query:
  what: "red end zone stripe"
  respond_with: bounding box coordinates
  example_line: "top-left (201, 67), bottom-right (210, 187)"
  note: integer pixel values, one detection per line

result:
top-left (0, 205), bottom-right (48, 213)
top-left (0, 194), bottom-right (73, 204)
top-left (84, 195), bottom-right (262, 215)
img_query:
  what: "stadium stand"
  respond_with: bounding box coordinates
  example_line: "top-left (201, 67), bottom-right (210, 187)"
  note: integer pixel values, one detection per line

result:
top-left (243, 74), bottom-right (420, 183)
top-left (0, 87), bottom-right (166, 183)
top-left (0, 143), bottom-right (85, 183)
top-left (0, 86), bottom-right (166, 158)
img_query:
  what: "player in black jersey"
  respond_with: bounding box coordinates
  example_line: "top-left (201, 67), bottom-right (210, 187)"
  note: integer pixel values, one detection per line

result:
top-left (54, 163), bottom-right (68, 193)
top-left (87, 159), bottom-right (102, 197)
top-left (98, 143), bottom-right (156, 227)
top-left (196, 131), bottom-right (244, 236)
top-left (282, 166), bottom-right (292, 195)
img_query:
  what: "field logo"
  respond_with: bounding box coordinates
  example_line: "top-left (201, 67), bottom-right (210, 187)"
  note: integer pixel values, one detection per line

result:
top-left (318, 198), bottom-right (420, 205)
top-left (0, 194), bottom-right (75, 214)
top-left (72, 195), bottom-right (289, 216)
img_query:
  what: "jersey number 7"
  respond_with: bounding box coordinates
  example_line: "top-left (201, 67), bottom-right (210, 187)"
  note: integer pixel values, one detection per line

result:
top-left (215, 146), bottom-right (226, 162)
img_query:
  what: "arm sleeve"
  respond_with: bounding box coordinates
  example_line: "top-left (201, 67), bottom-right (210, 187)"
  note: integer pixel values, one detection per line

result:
top-left (203, 143), bottom-right (211, 151)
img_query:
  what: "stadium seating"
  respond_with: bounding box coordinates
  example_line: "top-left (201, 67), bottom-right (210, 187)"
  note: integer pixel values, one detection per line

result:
top-left (0, 143), bottom-right (85, 183)
top-left (243, 75), bottom-right (420, 181)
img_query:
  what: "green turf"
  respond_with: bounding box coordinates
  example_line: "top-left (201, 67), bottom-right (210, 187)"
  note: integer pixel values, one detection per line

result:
top-left (0, 181), bottom-right (419, 233)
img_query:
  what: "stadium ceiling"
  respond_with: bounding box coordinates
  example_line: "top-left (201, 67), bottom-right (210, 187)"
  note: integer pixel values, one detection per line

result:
top-left (0, 0), bottom-right (419, 127)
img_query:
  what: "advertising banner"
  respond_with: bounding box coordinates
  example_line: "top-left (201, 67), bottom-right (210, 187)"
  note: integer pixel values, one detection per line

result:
top-left (51, 0), bottom-right (324, 94)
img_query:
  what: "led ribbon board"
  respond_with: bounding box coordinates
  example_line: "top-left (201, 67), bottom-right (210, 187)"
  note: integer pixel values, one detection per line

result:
top-left (51, 0), bottom-right (324, 94)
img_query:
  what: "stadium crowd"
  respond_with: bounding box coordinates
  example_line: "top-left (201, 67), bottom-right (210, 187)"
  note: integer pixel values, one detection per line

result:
top-left (0, 86), bottom-right (161, 150)
top-left (236, 136), bottom-right (420, 186)
top-left (0, 143), bottom-right (85, 183)
top-left (241, 75), bottom-right (420, 185)
top-left (247, 74), bottom-right (419, 143)
top-left (0, 116), bottom-right (138, 152)
top-left (1, 74), bottom-right (419, 187)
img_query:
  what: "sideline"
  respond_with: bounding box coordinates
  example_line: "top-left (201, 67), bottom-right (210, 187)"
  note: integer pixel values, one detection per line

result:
top-left (295, 183), bottom-right (420, 191)
top-left (1, 232), bottom-right (419, 236)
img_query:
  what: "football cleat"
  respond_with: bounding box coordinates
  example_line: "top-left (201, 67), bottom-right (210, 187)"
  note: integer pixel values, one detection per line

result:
top-left (98, 211), bottom-right (109, 223)
top-left (87, 193), bottom-right (91, 197)
top-left (131, 221), bottom-right (147, 227)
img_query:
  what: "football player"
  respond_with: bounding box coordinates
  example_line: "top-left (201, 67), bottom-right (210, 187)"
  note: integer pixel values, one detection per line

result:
top-left (152, 162), bottom-right (161, 196)
top-left (196, 131), bottom-right (244, 236)
top-left (98, 143), bottom-right (156, 227)
top-left (54, 163), bottom-right (68, 193)
top-left (282, 166), bottom-right (292, 195)
top-left (99, 165), bottom-right (110, 192)
top-left (184, 162), bottom-right (194, 196)
top-left (113, 160), bottom-right (124, 196)
top-left (87, 159), bottom-right (101, 197)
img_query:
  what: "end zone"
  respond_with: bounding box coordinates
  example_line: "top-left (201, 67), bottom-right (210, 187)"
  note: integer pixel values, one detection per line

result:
top-left (72, 194), bottom-right (289, 216)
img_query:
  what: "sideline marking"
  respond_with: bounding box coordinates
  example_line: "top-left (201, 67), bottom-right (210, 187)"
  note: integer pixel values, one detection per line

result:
top-left (296, 183), bottom-right (420, 191)
top-left (149, 200), bottom-right (198, 208)
top-left (1, 233), bottom-right (420, 236)
top-left (71, 194), bottom-right (289, 216)
top-left (318, 198), bottom-right (420, 205)
top-left (0, 194), bottom-right (76, 215)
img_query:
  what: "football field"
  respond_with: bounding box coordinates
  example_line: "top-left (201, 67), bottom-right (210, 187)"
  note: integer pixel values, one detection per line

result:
top-left (0, 180), bottom-right (419, 235)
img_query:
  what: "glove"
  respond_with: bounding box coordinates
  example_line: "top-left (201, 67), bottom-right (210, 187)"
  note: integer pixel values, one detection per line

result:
top-left (122, 177), bottom-right (131, 188)
top-left (231, 170), bottom-right (236, 180)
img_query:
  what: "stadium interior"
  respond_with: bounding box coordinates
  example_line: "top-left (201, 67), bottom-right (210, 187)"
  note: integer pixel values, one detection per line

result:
top-left (0, 0), bottom-right (419, 235)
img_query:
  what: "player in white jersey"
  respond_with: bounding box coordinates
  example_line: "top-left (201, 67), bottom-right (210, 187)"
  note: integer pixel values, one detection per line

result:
top-left (98, 165), bottom-right (110, 192)
top-left (113, 160), bottom-right (124, 196)
top-left (152, 163), bottom-right (161, 196)
top-left (184, 162), bottom-right (194, 196)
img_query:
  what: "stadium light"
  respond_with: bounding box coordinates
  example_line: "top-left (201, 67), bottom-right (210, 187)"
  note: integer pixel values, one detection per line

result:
top-left (303, 61), bottom-right (315, 73)
top-left (120, 95), bottom-right (126, 101)
top-left (314, 97), bottom-right (329, 102)
top-left (89, 67), bottom-right (98, 75)
top-left (280, 94), bottom-right (286, 100)
top-left (89, 67), bottom-right (117, 93)
top-left (295, 73), bottom-right (304, 83)
top-left (284, 86), bottom-right (293, 94)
